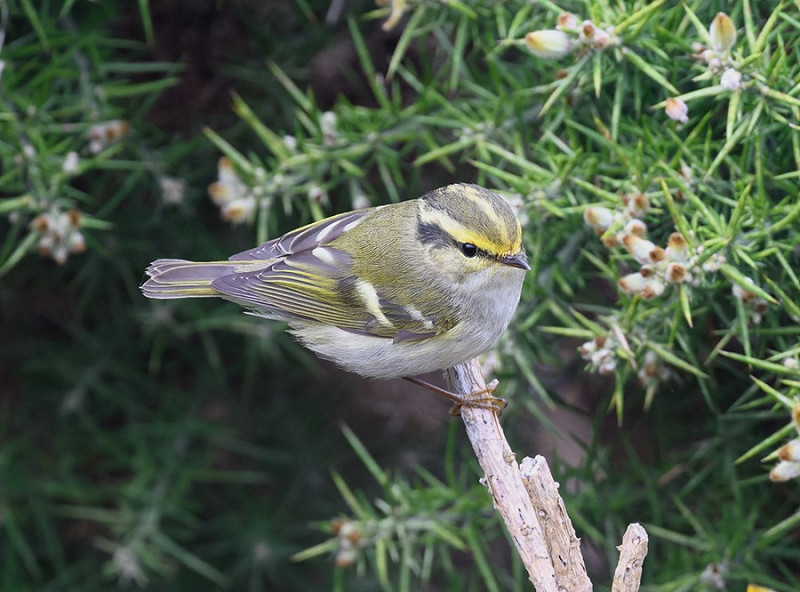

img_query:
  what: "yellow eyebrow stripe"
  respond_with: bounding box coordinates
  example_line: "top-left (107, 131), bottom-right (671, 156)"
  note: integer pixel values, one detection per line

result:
top-left (418, 198), bottom-right (521, 254)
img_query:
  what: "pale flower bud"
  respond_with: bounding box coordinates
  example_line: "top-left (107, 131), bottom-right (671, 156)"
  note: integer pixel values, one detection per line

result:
top-left (283, 135), bottom-right (298, 151)
top-left (335, 547), bottom-right (357, 567)
top-left (638, 351), bottom-right (667, 384)
top-left (337, 520), bottom-right (362, 544)
top-left (665, 97), bottom-right (689, 123)
top-left (88, 120), bottom-right (131, 153)
top-left (649, 246), bottom-right (666, 263)
top-left (598, 358), bottom-right (617, 375)
top-left (592, 28), bottom-right (611, 49)
top-left (697, 48), bottom-right (713, 62)
top-left (678, 164), bottom-right (695, 184)
top-left (321, 111), bottom-right (338, 145)
top-left (68, 231), bottom-right (86, 254)
top-left (525, 30), bottom-right (572, 59)
top-left (160, 176), bottom-right (186, 205)
top-left (577, 339), bottom-right (597, 358)
top-left (208, 181), bottom-right (233, 206)
top-left (666, 262), bottom-right (687, 283)
top-left (31, 208), bottom-right (87, 264)
top-left (216, 156), bottom-right (242, 194)
top-left (307, 185), bottom-right (329, 206)
top-left (221, 197), bottom-right (256, 224)
top-left (590, 348), bottom-right (611, 369)
top-left (770, 460), bottom-right (800, 482)
top-left (52, 244), bottom-right (70, 265)
top-left (31, 214), bottom-right (50, 233)
top-left (556, 12), bottom-right (578, 31)
top-left (702, 252), bottom-right (725, 273)
top-left (783, 357), bottom-right (799, 371)
top-left (601, 235), bottom-right (619, 248)
top-left (720, 68), bottom-right (742, 90)
top-left (62, 151), bottom-right (80, 174)
top-left (320, 111), bottom-right (337, 132)
top-left (642, 351), bottom-right (660, 377)
top-left (622, 234), bottom-right (664, 264)
top-left (665, 233), bottom-right (689, 262)
top-left (580, 20), bottom-right (596, 41)
top-left (709, 12), bottom-right (736, 53)
top-left (640, 277), bottom-right (666, 299)
top-left (106, 120), bottom-right (131, 142)
top-left (619, 272), bottom-right (647, 295)
top-left (583, 206), bottom-right (615, 230)
top-left (67, 209), bottom-right (82, 228)
top-left (778, 439), bottom-right (800, 462)
top-left (629, 193), bottom-right (649, 214)
top-left (625, 218), bottom-right (647, 238)
top-left (209, 156), bottom-right (254, 214)
top-left (38, 233), bottom-right (54, 257)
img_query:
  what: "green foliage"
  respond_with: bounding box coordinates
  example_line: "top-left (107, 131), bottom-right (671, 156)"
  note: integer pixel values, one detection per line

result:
top-left (293, 425), bottom-right (516, 592)
top-left (2, 0), bottom-right (800, 590)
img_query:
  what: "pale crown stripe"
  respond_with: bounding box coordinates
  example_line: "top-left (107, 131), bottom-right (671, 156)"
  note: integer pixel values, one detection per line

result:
top-left (462, 185), bottom-right (502, 224)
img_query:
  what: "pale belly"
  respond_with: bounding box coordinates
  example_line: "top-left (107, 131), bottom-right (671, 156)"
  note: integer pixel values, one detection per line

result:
top-left (289, 273), bottom-right (524, 379)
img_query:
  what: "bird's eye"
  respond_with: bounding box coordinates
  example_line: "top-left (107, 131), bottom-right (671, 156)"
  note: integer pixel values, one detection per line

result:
top-left (460, 243), bottom-right (478, 258)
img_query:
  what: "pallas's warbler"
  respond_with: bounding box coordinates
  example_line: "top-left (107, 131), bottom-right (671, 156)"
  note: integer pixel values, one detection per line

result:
top-left (141, 183), bottom-right (528, 405)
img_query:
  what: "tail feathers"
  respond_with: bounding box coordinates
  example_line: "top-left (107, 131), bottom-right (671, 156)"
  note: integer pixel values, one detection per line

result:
top-left (141, 259), bottom-right (236, 299)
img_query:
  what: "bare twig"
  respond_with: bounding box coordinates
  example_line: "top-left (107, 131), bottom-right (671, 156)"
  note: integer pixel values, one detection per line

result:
top-left (445, 360), bottom-right (558, 591)
top-left (520, 455), bottom-right (592, 591)
top-left (446, 359), bottom-right (648, 592)
top-left (612, 523), bottom-right (648, 592)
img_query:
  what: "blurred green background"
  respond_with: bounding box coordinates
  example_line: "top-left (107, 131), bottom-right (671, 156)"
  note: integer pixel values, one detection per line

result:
top-left (2, 1), bottom-right (800, 590)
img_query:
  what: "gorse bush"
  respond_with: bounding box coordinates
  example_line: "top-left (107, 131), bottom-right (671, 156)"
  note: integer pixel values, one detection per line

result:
top-left (1, 0), bottom-right (799, 590)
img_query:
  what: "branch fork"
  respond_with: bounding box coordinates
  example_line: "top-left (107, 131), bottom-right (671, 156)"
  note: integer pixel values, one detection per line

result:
top-left (446, 359), bottom-right (648, 592)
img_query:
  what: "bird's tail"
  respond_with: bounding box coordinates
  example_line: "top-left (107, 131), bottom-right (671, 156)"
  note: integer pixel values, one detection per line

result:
top-left (141, 259), bottom-right (237, 299)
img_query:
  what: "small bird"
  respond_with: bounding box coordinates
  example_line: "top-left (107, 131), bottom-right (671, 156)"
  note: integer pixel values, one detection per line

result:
top-left (141, 183), bottom-right (529, 407)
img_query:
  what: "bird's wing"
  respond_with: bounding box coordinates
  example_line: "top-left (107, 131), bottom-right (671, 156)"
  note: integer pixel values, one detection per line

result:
top-left (228, 210), bottom-right (367, 261)
top-left (212, 210), bottom-right (451, 341)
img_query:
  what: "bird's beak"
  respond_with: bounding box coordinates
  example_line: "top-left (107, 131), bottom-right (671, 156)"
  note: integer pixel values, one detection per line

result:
top-left (498, 252), bottom-right (530, 270)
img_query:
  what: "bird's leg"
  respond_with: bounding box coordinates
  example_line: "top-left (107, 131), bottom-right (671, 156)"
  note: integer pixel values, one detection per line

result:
top-left (402, 376), bottom-right (507, 416)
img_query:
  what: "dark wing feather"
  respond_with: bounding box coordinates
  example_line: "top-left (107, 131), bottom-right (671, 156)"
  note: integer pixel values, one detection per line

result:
top-left (228, 210), bottom-right (367, 260)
